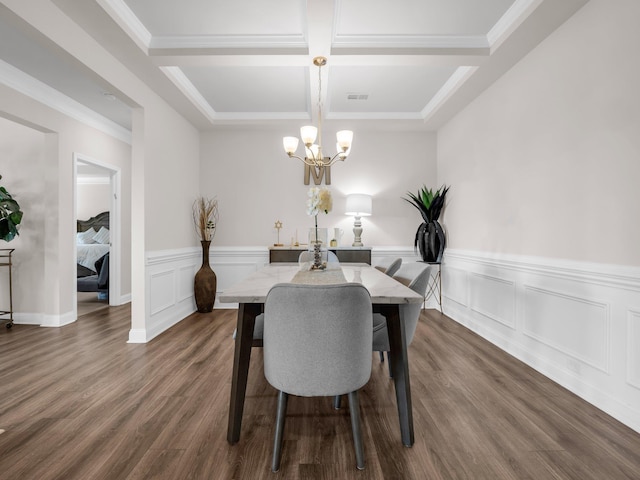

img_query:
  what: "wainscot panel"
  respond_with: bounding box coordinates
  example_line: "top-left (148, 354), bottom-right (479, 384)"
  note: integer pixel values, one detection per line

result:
top-left (443, 249), bottom-right (640, 434)
top-left (629, 309), bottom-right (640, 389)
top-left (469, 272), bottom-right (516, 329)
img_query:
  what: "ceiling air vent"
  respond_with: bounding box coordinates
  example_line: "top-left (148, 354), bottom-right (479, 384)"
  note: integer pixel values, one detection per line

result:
top-left (347, 93), bottom-right (369, 100)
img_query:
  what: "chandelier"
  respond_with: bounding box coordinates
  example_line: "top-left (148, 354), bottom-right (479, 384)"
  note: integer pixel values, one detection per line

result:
top-left (283, 56), bottom-right (353, 168)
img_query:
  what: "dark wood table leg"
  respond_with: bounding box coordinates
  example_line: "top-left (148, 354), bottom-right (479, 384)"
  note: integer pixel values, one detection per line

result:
top-left (227, 302), bottom-right (261, 444)
top-left (378, 304), bottom-right (415, 447)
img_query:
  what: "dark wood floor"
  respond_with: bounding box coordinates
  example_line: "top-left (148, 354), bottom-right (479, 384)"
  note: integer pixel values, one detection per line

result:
top-left (1, 306), bottom-right (640, 480)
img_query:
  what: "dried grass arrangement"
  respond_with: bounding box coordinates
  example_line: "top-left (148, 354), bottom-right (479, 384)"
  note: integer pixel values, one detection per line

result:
top-left (192, 197), bottom-right (219, 242)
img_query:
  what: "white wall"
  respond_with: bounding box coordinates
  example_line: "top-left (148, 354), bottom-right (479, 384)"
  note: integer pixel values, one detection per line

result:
top-left (142, 101), bottom-right (200, 252)
top-left (0, 116), bottom-right (46, 316)
top-left (437, 0), bottom-right (640, 432)
top-left (200, 127), bottom-right (437, 248)
top-left (438, 0), bottom-right (640, 267)
top-left (76, 182), bottom-right (110, 220)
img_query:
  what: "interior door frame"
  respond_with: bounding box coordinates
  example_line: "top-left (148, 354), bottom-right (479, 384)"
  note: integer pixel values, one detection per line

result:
top-left (72, 152), bottom-right (122, 314)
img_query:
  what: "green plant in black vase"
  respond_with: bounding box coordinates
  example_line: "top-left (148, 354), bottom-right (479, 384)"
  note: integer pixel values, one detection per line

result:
top-left (0, 175), bottom-right (23, 242)
top-left (404, 184), bottom-right (449, 263)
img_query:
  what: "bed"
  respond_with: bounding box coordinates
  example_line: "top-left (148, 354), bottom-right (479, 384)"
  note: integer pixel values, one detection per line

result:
top-left (76, 211), bottom-right (110, 278)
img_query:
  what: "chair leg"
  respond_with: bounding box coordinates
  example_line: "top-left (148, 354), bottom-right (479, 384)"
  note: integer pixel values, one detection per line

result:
top-left (272, 390), bottom-right (288, 472)
top-left (333, 395), bottom-right (342, 410)
top-left (348, 390), bottom-right (365, 470)
top-left (379, 351), bottom-right (385, 363)
top-left (387, 352), bottom-right (393, 378)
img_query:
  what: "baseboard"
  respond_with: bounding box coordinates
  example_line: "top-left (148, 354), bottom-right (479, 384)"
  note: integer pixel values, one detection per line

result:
top-left (13, 311), bottom-right (78, 327)
top-left (10, 313), bottom-right (42, 325)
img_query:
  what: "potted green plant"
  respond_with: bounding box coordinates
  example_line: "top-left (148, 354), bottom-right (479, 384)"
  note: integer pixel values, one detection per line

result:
top-left (0, 175), bottom-right (23, 242)
top-left (404, 184), bottom-right (449, 263)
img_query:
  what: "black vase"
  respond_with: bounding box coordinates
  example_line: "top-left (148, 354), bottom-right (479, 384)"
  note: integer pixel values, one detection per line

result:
top-left (194, 240), bottom-right (217, 313)
top-left (416, 220), bottom-right (445, 263)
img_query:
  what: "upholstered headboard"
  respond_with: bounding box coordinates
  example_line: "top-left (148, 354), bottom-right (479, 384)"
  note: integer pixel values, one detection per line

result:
top-left (77, 211), bottom-right (109, 233)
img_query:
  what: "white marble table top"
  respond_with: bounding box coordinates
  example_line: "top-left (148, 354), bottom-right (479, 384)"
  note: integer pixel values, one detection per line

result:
top-left (219, 263), bottom-right (424, 305)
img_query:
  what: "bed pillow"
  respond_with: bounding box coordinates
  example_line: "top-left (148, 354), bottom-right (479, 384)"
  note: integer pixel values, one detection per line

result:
top-left (93, 226), bottom-right (110, 245)
top-left (77, 228), bottom-right (97, 244)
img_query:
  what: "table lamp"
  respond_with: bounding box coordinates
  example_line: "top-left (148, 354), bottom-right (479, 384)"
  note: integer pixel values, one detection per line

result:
top-left (345, 194), bottom-right (372, 246)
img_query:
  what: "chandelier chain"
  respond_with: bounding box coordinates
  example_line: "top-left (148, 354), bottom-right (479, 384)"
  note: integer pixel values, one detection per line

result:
top-left (317, 59), bottom-right (323, 156)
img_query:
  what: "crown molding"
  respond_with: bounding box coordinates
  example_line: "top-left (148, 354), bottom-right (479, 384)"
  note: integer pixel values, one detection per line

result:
top-left (159, 66), bottom-right (217, 123)
top-left (421, 65), bottom-right (477, 121)
top-left (332, 33), bottom-right (489, 50)
top-left (96, 0), bottom-right (152, 52)
top-left (487, 0), bottom-right (544, 50)
top-left (150, 34), bottom-right (307, 50)
top-left (0, 60), bottom-right (132, 144)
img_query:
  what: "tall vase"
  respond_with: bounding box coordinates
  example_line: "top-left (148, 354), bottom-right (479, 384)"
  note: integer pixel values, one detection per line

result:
top-left (194, 240), bottom-right (217, 312)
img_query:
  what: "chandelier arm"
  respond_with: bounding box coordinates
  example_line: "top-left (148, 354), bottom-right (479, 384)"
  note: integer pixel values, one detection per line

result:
top-left (289, 154), bottom-right (318, 167)
top-left (325, 153), bottom-right (348, 167)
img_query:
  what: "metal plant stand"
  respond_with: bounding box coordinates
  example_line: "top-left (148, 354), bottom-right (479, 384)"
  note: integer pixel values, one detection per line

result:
top-left (0, 249), bottom-right (15, 329)
top-left (421, 261), bottom-right (443, 313)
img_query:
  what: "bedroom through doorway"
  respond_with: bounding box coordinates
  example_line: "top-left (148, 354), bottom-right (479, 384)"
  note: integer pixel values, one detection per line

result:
top-left (74, 155), bottom-right (121, 319)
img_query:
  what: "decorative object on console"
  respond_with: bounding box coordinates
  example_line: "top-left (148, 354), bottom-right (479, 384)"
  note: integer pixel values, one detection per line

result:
top-left (0, 175), bottom-right (23, 242)
top-left (330, 227), bottom-right (343, 247)
top-left (273, 220), bottom-right (283, 246)
top-left (283, 57), bottom-right (353, 186)
top-left (192, 197), bottom-right (219, 313)
top-left (345, 194), bottom-right (372, 247)
top-left (404, 185), bottom-right (449, 263)
top-left (306, 187), bottom-right (332, 270)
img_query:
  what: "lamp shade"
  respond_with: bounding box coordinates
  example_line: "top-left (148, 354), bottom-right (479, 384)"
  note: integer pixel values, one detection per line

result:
top-left (345, 194), bottom-right (372, 217)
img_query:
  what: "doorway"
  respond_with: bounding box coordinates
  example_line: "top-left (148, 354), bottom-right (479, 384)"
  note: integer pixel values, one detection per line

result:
top-left (73, 153), bottom-right (121, 319)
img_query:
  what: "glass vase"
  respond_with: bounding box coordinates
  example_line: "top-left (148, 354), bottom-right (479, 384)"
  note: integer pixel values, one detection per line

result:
top-left (308, 227), bottom-right (328, 269)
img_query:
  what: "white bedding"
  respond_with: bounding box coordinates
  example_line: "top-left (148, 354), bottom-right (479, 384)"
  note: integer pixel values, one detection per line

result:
top-left (77, 244), bottom-right (110, 272)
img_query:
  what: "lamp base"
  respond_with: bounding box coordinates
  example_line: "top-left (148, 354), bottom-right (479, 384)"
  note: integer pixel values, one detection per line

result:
top-left (352, 217), bottom-right (363, 247)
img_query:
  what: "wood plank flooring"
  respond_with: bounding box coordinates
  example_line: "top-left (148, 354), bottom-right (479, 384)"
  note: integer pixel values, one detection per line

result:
top-left (1, 306), bottom-right (640, 479)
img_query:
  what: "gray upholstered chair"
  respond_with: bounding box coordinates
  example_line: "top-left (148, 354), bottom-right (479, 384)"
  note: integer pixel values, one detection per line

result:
top-left (263, 283), bottom-right (373, 472)
top-left (298, 250), bottom-right (339, 264)
top-left (374, 257), bottom-right (402, 277)
top-left (231, 250), bottom-right (341, 347)
top-left (374, 257), bottom-right (402, 362)
top-left (374, 263), bottom-right (431, 372)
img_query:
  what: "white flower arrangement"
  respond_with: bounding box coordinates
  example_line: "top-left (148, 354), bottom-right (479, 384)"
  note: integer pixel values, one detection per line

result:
top-left (306, 187), bottom-right (332, 249)
top-left (306, 187), bottom-right (332, 216)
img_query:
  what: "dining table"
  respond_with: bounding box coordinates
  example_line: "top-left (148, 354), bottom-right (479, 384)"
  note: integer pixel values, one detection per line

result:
top-left (219, 262), bottom-right (424, 447)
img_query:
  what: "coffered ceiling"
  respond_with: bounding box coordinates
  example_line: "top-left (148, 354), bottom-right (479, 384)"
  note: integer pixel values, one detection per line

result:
top-left (0, 0), bottom-right (589, 133)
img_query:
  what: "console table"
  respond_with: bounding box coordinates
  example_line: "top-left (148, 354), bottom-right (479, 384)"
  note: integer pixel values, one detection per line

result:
top-left (269, 246), bottom-right (371, 264)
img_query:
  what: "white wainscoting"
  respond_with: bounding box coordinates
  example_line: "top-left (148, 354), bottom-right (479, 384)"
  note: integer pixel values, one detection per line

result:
top-left (139, 245), bottom-right (421, 342)
top-left (442, 249), bottom-right (640, 433)
top-left (141, 246), bottom-right (270, 341)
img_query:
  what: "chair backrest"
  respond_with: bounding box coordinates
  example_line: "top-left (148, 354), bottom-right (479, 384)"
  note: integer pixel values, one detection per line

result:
top-left (374, 257), bottom-right (402, 277)
top-left (298, 250), bottom-right (339, 264)
top-left (263, 283), bottom-right (372, 397)
top-left (392, 263), bottom-right (432, 346)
